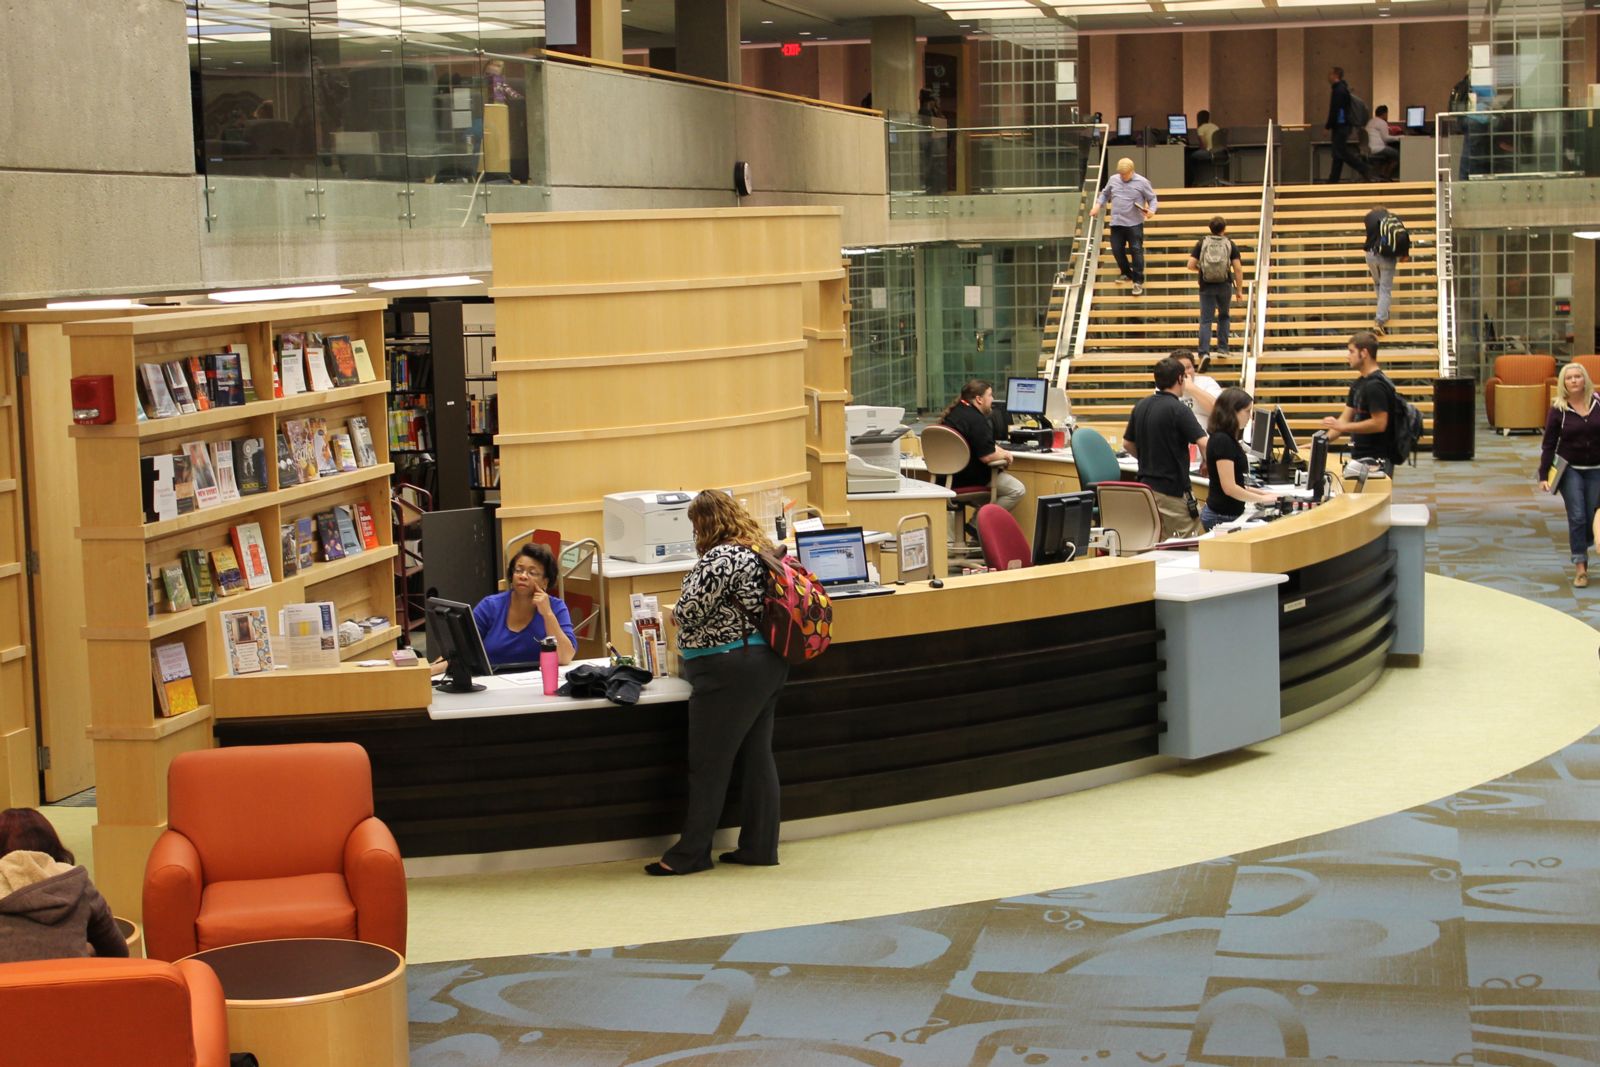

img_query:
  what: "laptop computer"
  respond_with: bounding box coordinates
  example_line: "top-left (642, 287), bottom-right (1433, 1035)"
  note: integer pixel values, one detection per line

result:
top-left (794, 526), bottom-right (894, 600)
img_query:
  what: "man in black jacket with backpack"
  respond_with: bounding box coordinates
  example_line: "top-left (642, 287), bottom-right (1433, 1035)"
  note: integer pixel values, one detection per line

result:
top-left (1363, 205), bottom-right (1410, 337)
top-left (1326, 66), bottom-right (1371, 183)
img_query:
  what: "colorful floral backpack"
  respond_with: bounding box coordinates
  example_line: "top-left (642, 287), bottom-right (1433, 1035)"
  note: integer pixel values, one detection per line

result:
top-left (748, 547), bottom-right (832, 664)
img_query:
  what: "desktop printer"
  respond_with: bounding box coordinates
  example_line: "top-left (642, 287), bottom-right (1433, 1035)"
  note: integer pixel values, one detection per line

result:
top-left (603, 491), bottom-right (696, 563)
top-left (846, 405), bottom-right (908, 494)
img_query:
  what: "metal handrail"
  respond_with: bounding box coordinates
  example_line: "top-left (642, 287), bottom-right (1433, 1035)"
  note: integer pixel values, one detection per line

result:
top-left (1242, 121), bottom-right (1276, 396)
top-left (1433, 114), bottom-right (1458, 377)
top-left (1050, 124), bottom-right (1110, 387)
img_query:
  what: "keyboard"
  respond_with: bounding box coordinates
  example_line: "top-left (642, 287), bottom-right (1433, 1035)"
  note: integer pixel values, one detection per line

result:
top-left (826, 584), bottom-right (894, 600)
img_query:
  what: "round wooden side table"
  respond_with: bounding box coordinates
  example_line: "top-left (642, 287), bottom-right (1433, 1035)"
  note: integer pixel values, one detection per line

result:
top-left (185, 938), bottom-right (407, 1066)
top-left (113, 917), bottom-right (143, 958)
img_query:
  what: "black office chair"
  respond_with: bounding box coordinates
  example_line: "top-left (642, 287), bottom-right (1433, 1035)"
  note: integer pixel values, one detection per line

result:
top-left (1194, 129), bottom-right (1233, 187)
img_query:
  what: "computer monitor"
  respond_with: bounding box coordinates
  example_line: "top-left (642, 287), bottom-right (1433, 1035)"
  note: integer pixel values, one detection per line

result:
top-left (425, 597), bottom-right (493, 693)
top-left (1006, 376), bottom-right (1048, 419)
top-left (1269, 405), bottom-right (1300, 458)
top-left (1245, 407), bottom-right (1272, 461)
top-left (1032, 491), bottom-right (1095, 565)
top-left (1116, 115), bottom-right (1133, 138)
top-left (1405, 105), bottom-right (1426, 130)
top-left (795, 526), bottom-right (871, 587)
top-left (1308, 431), bottom-right (1330, 503)
top-left (1167, 114), bottom-right (1188, 137)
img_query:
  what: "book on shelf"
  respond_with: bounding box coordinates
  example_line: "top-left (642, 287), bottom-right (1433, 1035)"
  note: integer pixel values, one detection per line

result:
top-left (283, 419), bottom-right (320, 485)
top-left (305, 333), bottom-right (336, 392)
top-left (332, 505), bottom-right (364, 556)
top-left (352, 338), bottom-right (378, 383)
top-left (141, 454), bottom-right (178, 523)
top-left (275, 431), bottom-right (301, 488)
top-left (311, 418), bottom-right (338, 476)
top-left (210, 350), bottom-right (245, 407)
top-left (136, 389), bottom-right (147, 422)
top-left (315, 510), bottom-right (346, 561)
top-left (138, 363), bottom-right (179, 419)
top-left (277, 332), bottom-right (307, 396)
top-left (347, 415), bottom-right (378, 467)
top-left (151, 642), bottom-right (200, 717)
top-left (179, 548), bottom-right (215, 606)
top-left (212, 441), bottom-right (241, 503)
top-left (235, 437), bottom-right (268, 495)
top-left (280, 523), bottom-right (300, 578)
top-left (160, 562), bottom-right (193, 613)
top-left (226, 342), bottom-right (259, 403)
top-left (220, 606), bottom-right (274, 676)
top-left (332, 432), bottom-right (358, 473)
top-left (231, 521), bottom-right (273, 590)
top-left (146, 564), bottom-right (156, 617)
top-left (185, 355), bottom-right (213, 411)
top-left (163, 361), bottom-right (198, 415)
top-left (353, 501), bottom-right (380, 550)
top-left (326, 335), bottom-right (360, 387)
top-left (280, 601), bottom-right (339, 670)
top-left (295, 516), bottom-right (318, 569)
top-left (171, 454), bottom-right (197, 515)
top-left (210, 545), bottom-right (246, 597)
top-left (182, 441), bottom-right (221, 509)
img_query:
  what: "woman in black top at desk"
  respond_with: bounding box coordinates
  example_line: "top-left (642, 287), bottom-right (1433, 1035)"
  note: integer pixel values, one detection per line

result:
top-left (1202, 387), bottom-right (1281, 530)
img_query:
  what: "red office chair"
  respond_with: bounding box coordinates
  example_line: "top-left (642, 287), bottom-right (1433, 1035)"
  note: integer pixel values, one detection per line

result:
top-left (977, 504), bottom-right (1032, 571)
top-left (1095, 481), bottom-right (1162, 555)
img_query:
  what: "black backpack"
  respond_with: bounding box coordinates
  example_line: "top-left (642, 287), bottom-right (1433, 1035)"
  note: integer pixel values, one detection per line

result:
top-left (1375, 213), bottom-right (1410, 259)
top-left (1375, 371), bottom-right (1423, 465)
top-left (1347, 92), bottom-right (1371, 129)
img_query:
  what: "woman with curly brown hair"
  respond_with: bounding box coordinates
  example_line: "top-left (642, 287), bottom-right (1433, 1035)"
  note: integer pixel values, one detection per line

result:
top-left (647, 491), bottom-right (789, 876)
top-left (0, 808), bottom-right (127, 962)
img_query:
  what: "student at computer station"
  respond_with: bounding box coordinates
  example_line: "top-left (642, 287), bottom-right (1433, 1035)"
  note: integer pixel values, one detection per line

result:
top-left (940, 379), bottom-right (1025, 512)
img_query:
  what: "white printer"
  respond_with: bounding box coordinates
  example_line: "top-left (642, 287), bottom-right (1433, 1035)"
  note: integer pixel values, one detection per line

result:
top-left (845, 405), bottom-right (908, 494)
top-left (603, 491), bottom-right (696, 563)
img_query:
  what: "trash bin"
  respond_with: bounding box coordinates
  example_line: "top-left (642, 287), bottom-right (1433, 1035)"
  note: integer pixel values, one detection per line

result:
top-left (1432, 377), bottom-right (1476, 460)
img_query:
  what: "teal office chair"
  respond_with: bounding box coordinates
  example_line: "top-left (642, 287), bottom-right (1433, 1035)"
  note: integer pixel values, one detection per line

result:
top-left (1070, 428), bottom-right (1122, 491)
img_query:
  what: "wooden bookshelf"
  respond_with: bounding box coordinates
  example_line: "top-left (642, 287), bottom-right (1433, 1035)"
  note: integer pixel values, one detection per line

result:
top-left (0, 314), bottom-right (32, 808)
top-left (65, 299), bottom-right (401, 917)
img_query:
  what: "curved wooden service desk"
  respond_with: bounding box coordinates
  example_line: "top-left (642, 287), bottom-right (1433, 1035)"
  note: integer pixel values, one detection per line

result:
top-left (213, 487), bottom-right (1423, 869)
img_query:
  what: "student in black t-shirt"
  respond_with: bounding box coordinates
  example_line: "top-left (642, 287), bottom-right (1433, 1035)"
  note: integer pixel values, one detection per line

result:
top-left (1202, 387), bottom-right (1282, 530)
top-left (1123, 356), bottom-right (1208, 539)
top-left (939, 379), bottom-right (1025, 511)
top-left (1321, 330), bottom-right (1395, 475)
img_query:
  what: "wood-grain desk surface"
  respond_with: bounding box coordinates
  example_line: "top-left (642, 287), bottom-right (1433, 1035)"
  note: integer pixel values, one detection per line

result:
top-left (1198, 491), bottom-right (1391, 575)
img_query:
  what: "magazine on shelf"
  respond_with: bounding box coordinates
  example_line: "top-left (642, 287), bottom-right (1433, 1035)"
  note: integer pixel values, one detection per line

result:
top-left (210, 350), bottom-right (245, 407)
top-left (151, 642), bottom-right (199, 717)
top-left (332, 432), bottom-right (358, 473)
top-left (179, 548), bottom-right (215, 606)
top-left (280, 601), bottom-right (340, 670)
top-left (235, 437), bottom-right (268, 495)
top-left (185, 355), bottom-right (213, 411)
top-left (332, 505), bottom-right (363, 556)
top-left (182, 441), bottom-right (221, 509)
top-left (351, 338), bottom-right (378, 383)
top-left (277, 332), bottom-right (307, 396)
top-left (305, 333), bottom-right (335, 391)
top-left (160, 562), bottom-right (192, 613)
top-left (311, 418), bottom-right (338, 476)
top-left (220, 607), bottom-right (274, 676)
top-left (280, 524), bottom-right (300, 578)
top-left (231, 521), bottom-right (274, 590)
top-left (225, 342), bottom-right (259, 403)
top-left (326, 335), bottom-right (360, 387)
top-left (275, 432), bottom-right (301, 488)
top-left (171, 454), bottom-right (197, 515)
top-left (315, 510), bottom-right (346, 561)
top-left (347, 416), bottom-right (378, 467)
top-left (353, 501), bottom-right (380, 550)
top-left (138, 363), bottom-right (178, 419)
top-left (283, 419), bottom-right (320, 484)
top-left (210, 545), bottom-right (246, 597)
top-left (212, 441), bottom-right (241, 503)
top-left (295, 516), bottom-right (318, 569)
top-left (163, 361), bottom-right (198, 414)
top-left (141, 454), bottom-right (178, 523)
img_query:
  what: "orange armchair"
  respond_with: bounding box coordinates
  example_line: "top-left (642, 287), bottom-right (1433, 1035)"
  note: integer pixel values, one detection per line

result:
top-left (1484, 354), bottom-right (1557, 428)
top-left (0, 957), bottom-right (228, 1067)
top-left (1573, 355), bottom-right (1600, 385)
top-left (143, 742), bottom-right (406, 962)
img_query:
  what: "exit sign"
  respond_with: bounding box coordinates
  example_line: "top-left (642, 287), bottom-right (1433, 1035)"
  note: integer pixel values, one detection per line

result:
top-left (780, 41), bottom-right (802, 57)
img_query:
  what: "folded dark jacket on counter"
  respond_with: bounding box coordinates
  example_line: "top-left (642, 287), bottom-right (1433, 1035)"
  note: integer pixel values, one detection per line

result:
top-left (557, 663), bottom-right (655, 706)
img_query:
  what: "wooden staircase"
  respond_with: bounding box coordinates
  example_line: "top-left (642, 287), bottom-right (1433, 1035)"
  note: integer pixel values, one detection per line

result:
top-left (1252, 181), bottom-right (1439, 446)
top-left (1065, 186), bottom-right (1265, 433)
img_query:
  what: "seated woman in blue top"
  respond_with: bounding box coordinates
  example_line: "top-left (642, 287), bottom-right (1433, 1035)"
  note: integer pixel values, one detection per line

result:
top-left (429, 543), bottom-right (577, 675)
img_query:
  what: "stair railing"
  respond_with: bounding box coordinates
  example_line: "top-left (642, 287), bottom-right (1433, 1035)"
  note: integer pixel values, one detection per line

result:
top-left (1434, 115), bottom-right (1457, 378)
top-left (1048, 122), bottom-right (1110, 387)
top-left (1242, 120), bottom-right (1276, 396)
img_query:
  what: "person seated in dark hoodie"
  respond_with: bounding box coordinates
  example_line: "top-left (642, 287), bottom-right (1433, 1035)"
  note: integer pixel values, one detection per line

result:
top-left (0, 807), bottom-right (127, 962)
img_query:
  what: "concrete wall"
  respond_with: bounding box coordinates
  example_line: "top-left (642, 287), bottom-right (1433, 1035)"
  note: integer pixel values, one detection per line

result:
top-left (1117, 33), bottom-right (1185, 131)
top-left (1303, 25), bottom-right (1373, 127)
top-left (1210, 30), bottom-right (1278, 127)
top-left (1400, 22), bottom-right (1469, 119)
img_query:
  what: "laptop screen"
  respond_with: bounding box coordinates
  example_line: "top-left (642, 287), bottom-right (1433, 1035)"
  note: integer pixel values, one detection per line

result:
top-left (795, 527), bottom-right (871, 585)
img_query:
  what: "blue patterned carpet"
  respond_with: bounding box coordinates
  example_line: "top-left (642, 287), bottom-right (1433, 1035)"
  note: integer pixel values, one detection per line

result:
top-left (407, 426), bottom-right (1600, 1066)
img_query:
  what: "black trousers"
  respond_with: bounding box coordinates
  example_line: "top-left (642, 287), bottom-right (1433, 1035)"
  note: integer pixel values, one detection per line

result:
top-left (1109, 224), bottom-right (1145, 284)
top-left (662, 645), bottom-right (789, 871)
top-left (1328, 124), bottom-right (1369, 182)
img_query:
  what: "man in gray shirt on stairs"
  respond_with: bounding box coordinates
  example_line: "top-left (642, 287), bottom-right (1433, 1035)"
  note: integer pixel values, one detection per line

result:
top-left (1090, 157), bottom-right (1159, 296)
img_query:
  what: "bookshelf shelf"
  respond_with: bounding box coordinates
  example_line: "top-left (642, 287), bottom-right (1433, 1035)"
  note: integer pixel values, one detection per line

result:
top-left (0, 645), bottom-right (23, 664)
top-left (66, 298), bottom-right (403, 917)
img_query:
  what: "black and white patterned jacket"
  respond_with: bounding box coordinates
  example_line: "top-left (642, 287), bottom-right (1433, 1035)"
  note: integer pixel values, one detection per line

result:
top-left (674, 543), bottom-right (766, 649)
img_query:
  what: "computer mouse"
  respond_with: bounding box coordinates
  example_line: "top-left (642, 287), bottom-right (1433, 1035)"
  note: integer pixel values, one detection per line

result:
top-left (928, 577), bottom-right (944, 589)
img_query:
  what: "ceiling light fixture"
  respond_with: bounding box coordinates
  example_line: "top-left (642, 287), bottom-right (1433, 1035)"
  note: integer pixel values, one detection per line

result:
top-left (208, 284), bottom-right (355, 303)
top-left (44, 299), bottom-right (145, 310)
top-left (368, 275), bottom-right (481, 291)
top-left (1574, 230), bottom-right (1600, 239)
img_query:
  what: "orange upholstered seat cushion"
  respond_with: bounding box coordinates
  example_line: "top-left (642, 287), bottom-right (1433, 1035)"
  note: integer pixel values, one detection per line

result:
top-left (196, 873), bottom-right (356, 951)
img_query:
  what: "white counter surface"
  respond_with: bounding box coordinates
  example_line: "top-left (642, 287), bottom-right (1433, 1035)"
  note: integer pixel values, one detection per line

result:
top-left (429, 660), bottom-right (693, 719)
top-left (847, 474), bottom-right (955, 501)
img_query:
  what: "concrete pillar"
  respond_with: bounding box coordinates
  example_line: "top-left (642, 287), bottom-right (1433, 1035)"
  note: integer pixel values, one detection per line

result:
top-left (817, 44), bottom-right (848, 105)
top-left (1574, 237), bottom-right (1596, 355)
top-left (1183, 33), bottom-right (1210, 120)
top-left (1088, 35), bottom-right (1118, 122)
top-left (676, 0), bottom-right (740, 84)
top-left (1372, 24), bottom-right (1401, 119)
top-left (1276, 28), bottom-right (1306, 126)
top-left (871, 16), bottom-right (919, 114)
top-left (591, 0), bottom-right (624, 64)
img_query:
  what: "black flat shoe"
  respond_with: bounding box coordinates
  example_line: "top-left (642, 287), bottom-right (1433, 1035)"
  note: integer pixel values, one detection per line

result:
top-left (719, 851), bottom-right (779, 867)
top-left (644, 861), bottom-right (710, 876)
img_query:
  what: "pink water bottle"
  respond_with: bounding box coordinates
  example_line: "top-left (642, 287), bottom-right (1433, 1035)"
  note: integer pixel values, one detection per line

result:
top-left (540, 637), bottom-right (559, 696)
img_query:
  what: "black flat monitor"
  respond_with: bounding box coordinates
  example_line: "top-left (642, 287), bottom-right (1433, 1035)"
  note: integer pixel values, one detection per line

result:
top-left (1405, 105), bottom-right (1426, 130)
top-left (1269, 405), bottom-right (1300, 459)
top-left (1167, 114), bottom-right (1188, 137)
top-left (1033, 491), bottom-right (1095, 565)
top-left (1006, 376), bottom-right (1048, 419)
top-left (1308, 430), bottom-right (1330, 503)
top-left (426, 596), bottom-right (492, 693)
top-left (1116, 115), bottom-right (1133, 137)
top-left (1245, 407), bottom-right (1272, 462)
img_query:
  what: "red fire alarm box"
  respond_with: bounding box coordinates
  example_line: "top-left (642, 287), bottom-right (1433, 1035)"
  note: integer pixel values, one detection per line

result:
top-left (71, 375), bottom-right (117, 425)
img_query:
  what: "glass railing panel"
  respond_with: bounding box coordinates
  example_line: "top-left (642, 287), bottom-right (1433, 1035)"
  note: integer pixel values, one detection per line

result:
top-left (1442, 107), bottom-right (1600, 180)
top-left (886, 118), bottom-right (1098, 200)
top-left (190, 0), bottom-right (319, 179)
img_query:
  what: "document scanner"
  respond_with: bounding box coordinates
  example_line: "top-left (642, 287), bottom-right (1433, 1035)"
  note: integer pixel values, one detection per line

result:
top-left (603, 491), bottom-right (696, 562)
top-left (845, 405), bottom-right (908, 494)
